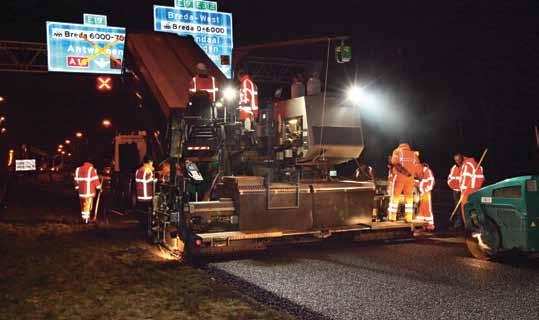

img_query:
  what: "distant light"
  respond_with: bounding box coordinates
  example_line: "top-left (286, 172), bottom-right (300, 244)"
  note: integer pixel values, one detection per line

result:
top-left (58, 144), bottom-right (63, 149)
top-left (102, 119), bottom-right (112, 128)
top-left (223, 87), bottom-right (237, 102)
top-left (0, 128), bottom-right (6, 134)
top-left (65, 139), bottom-right (71, 145)
top-left (215, 101), bottom-right (223, 108)
top-left (61, 151), bottom-right (66, 155)
top-left (347, 85), bottom-right (365, 105)
top-left (68, 153), bottom-right (72, 157)
top-left (135, 92), bottom-right (143, 100)
top-left (0, 116), bottom-right (5, 123)
top-left (0, 96), bottom-right (4, 102)
top-left (75, 132), bottom-right (83, 138)
top-left (57, 148), bottom-right (62, 152)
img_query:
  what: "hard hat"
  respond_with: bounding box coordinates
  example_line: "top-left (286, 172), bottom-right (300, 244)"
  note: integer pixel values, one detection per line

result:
top-left (414, 151), bottom-right (420, 157)
top-left (196, 62), bottom-right (207, 74)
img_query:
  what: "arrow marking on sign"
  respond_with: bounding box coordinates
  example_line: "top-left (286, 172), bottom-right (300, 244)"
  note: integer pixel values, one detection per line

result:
top-left (95, 58), bottom-right (110, 69)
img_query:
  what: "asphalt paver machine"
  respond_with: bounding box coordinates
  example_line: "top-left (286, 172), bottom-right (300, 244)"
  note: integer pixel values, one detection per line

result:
top-left (150, 93), bottom-right (427, 255)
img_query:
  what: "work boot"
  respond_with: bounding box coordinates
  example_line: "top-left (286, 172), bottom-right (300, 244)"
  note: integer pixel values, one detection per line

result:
top-left (426, 224), bottom-right (435, 232)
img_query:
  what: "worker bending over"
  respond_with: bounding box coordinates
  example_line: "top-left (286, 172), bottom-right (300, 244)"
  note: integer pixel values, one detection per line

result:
top-left (387, 142), bottom-right (420, 222)
top-left (74, 160), bottom-right (101, 224)
top-left (416, 162), bottom-right (435, 231)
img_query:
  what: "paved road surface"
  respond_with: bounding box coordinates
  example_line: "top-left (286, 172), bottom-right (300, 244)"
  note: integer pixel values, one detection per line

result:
top-left (211, 237), bottom-right (539, 320)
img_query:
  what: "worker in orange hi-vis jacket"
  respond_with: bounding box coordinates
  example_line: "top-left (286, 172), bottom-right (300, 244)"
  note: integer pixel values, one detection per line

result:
top-left (189, 62), bottom-right (219, 103)
top-left (459, 156), bottom-right (485, 225)
top-left (416, 162), bottom-right (435, 231)
top-left (74, 160), bottom-right (101, 224)
top-left (237, 69), bottom-right (259, 122)
top-left (387, 142), bottom-right (420, 222)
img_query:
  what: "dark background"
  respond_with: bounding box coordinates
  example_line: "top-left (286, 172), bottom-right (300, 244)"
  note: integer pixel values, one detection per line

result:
top-left (0, 0), bottom-right (538, 181)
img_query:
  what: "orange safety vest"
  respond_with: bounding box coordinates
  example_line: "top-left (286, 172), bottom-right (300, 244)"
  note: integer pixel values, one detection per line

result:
top-left (391, 144), bottom-right (420, 177)
top-left (460, 157), bottom-right (485, 191)
top-left (418, 165), bottom-right (435, 194)
top-left (135, 165), bottom-right (155, 202)
top-left (447, 164), bottom-right (461, 191)
top-left (74, 163), bottom-right (101, 198)
top-left (189, 75), bottom-right (219, 102)
top-left (239, 75), bottom-right (259, 120)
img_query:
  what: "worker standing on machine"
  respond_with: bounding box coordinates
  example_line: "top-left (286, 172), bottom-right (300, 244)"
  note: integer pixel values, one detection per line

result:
top-left (387, 142), bottom-right (420, 222)
top-left (74, 159), bottom-right (101, 224)
top-left (237, 69), bottom-right (259, 130)
top-left (459, 155), bottom-right (485, 225)
top-left (416, 162), bottom-right (435, 230)
top-left (189, 62), bottom-right (219, 103)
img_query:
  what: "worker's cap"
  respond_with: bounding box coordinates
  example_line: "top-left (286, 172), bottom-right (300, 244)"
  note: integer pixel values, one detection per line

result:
top-left (414, 151), bottom-right (420, 157)
top-left (196, 62), bottom-right (208, 74)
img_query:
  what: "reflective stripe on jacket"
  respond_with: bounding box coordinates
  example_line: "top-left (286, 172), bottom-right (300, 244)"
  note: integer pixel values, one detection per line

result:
top-left (135, 166), bottom-right (155, 201)
top-left (74, 163), bottom-right (101, 198)
top-left (239, 75), bottom-right (259, 120)
top-left (189, 75), bottom-right (218, 102)
top-left (447, 164), bottom-right (461, 191)
top-left (459, 158), bottom-right (485, 191)
top-left (419, 166), bottom-right (435, 194)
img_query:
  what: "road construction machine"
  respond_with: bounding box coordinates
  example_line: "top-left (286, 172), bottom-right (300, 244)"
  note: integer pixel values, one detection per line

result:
top-left (110, 32), bottom-right (427, 255)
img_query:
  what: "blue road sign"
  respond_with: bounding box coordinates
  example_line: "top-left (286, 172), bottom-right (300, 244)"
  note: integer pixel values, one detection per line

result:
top-left (153, 5), bottom-right (233, 78)
top-left (46, 21), bottom-right (126, 74)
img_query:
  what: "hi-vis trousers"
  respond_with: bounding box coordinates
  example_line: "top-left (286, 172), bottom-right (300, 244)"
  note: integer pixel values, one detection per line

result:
top-left (416, 192), bottom-right (434, 227)
top-left (387, 175), bottom-right (414, 222)
top-left (79, 197), bottom-right (94, 221)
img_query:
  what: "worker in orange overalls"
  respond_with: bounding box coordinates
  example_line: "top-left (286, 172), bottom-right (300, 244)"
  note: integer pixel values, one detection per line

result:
top-left (387, 142), bottom-right (420, 222)
top-left (135, 156), bottom-right (156, 233)
top-left (135, 156), bottom-right (156, 206)
top-left (237, 69), bottom-right (259, 128)
top-left (459, 155), bottom-right (485, 225)
top-left (447, 153), bottom-right (464, 228)
top-left (189, 62), bottom-right (219, 103)
top-left (416, 162), bottom-right (435, 231)
top-left (74, 160), bottom-right (101, 224)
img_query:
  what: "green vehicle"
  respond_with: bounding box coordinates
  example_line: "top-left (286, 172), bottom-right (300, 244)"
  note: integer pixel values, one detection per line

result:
top-left (463, 175), bottom-right (539, 259)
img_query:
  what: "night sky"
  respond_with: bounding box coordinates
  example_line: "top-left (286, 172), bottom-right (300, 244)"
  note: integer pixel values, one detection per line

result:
top-left (1, 0), bottom-right (538, 181)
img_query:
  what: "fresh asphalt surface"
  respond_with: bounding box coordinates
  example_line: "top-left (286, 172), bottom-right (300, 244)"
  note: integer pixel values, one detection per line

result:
top-left (210, 236), bottom-right (539, 320)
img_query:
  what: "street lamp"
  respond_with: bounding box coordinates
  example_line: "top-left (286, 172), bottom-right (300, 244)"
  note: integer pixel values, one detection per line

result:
top-left (58, 144), bottom-right (63, 149)
top-left (1, 128), bottom-right (6, 134)
top-left (0, 96), bottom-right (4, 102)
top-left (0, 116), bottom-right (5, 123)
top-left (101, 119), bottom-right (112, 128)
top-left (65, 139), bottom-right (71, 145)
top-left (75, 132), bottom-right (83, 139)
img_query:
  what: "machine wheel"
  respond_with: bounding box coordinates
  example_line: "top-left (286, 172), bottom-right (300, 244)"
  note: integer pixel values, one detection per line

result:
top-left (465, 216), bottom-right (502, 260)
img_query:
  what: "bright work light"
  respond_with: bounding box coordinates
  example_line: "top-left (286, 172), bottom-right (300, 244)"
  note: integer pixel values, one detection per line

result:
top-left (223, 87), bottom-right (237, 102)
top-left (346, 85), bottom-right (365, 105)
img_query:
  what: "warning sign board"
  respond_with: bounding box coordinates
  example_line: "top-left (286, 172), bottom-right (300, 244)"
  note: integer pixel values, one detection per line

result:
top-left (15, 159), bottom-right (36, 172)
top-left (46, 21), bottom-right (126, 74)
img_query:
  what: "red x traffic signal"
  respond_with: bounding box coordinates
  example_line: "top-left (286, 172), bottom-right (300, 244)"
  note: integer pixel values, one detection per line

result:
top-left (97, 76), bottom-right (112, 91)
